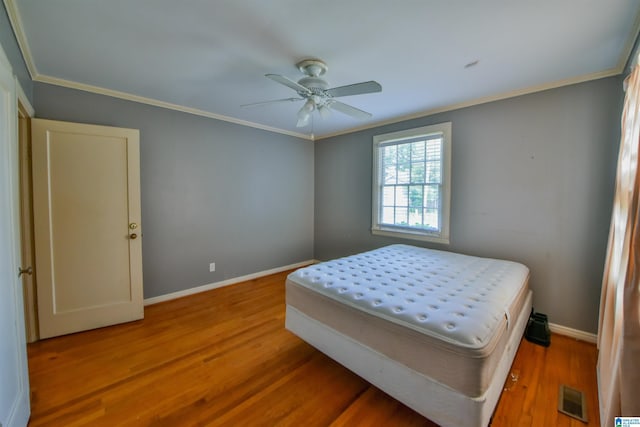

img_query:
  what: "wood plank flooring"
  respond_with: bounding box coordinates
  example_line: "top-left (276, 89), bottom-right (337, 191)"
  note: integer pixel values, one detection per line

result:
top-left (27, 270), bottom-right (599, 426)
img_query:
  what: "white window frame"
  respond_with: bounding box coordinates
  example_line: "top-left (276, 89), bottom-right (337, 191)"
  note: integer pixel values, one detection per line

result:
top-left (372, 122), bottom-right (452, 244)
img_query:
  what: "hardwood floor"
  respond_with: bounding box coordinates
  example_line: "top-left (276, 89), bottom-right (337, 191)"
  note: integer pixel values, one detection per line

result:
top-left (27, 270), bottom-right (599, 426)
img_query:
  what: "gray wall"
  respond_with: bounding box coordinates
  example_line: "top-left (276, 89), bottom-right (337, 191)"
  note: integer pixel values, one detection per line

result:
top-left (7, 2), bottom-right (623, 331)
top-left (0, 1), bottom-right (32, 101)
top-left (33, 82), bottom-right (314, 299)
top-left (315, 77), bottom-right (623, 334)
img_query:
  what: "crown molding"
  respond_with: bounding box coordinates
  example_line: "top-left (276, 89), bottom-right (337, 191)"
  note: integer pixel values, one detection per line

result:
top-left (5, 0), bottom-right (639, 142)
top-left (16, 78), bottom-right (33, 116)
top-left (316, 67), bottom-right (622, 141)
top-left (619, 7), bottom-right (640, 72)
top-left (3, 0), bottom-right (37, 79)
top-left (317, 10), bottom-right (640, 141)
top-left (31, 67), bottom-right (623, 143)
top-left (35, 74), bottom-right (312, 140)
top-left (0, 29), bottom-right (10, 72)
top-left (3, 0), bottom-right (312, 140)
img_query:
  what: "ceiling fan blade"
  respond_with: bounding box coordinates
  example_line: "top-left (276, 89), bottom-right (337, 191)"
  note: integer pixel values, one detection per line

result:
top-left (329, 100), bottom-right (372, 120)
top-left (265, 74), bottom-right (311, 95)
top-left (240, 97), bottom-right (302, 108)
top-left (325, 81), bottom-right (382, 98)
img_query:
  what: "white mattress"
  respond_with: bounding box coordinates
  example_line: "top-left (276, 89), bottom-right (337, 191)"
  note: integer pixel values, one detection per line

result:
top-left (288, 244), bottom-right (530, 350)
top-left (286, 244), bottom-right (530, 397)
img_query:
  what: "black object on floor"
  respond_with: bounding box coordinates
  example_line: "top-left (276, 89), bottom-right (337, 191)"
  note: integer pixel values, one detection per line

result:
top-left (525, 310), bottom-right (550, 347)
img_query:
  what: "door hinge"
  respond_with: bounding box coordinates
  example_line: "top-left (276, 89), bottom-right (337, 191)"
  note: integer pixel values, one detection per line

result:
top-left (18, 266), bottom-right (33, 277)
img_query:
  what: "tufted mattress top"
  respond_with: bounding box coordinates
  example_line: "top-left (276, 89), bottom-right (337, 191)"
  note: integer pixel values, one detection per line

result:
top-left (286, 244), bottom-right (531, 396)
top-left (288, 244), bottom-right (529, 349)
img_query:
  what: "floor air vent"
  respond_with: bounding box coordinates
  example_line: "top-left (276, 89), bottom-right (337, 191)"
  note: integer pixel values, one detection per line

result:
top-left (558, 384), bottom-right (587, 422)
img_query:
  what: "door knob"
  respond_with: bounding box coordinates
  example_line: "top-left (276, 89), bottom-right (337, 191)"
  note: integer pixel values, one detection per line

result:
top-left (130, 233), bottom-right (138, 239)
top-left (18, 266), bottom-right (33, 277)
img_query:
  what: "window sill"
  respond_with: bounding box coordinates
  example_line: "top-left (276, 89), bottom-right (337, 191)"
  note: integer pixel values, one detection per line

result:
top-left (371, 227), bottom-right (450, 245)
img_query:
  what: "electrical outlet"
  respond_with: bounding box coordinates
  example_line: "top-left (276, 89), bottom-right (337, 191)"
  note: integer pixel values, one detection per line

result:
top-left (209, 262), bottom-right (216, 272)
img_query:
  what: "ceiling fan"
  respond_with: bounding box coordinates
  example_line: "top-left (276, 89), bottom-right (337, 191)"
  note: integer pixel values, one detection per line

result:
top-left (243, 59), bottom-right (382, 127)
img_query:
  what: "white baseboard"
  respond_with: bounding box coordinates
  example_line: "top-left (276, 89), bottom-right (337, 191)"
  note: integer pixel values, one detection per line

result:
top-left (144, 265), bottom-right (598, 346)
top-left (548, 322), bottom-right (597, 344)
top-left (144, 259), bottom-right (316, 306)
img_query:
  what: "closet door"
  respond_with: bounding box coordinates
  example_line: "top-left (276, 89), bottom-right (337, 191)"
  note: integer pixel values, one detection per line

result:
top-left (32, 118), bottom-right (143, 339)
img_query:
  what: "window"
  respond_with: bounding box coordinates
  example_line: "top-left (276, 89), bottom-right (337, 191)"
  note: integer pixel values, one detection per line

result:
top-left (372, 122), bottom-right (451, 244)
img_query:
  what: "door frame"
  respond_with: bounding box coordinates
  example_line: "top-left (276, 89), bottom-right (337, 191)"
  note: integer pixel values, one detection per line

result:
top-left (17, 87), bottom-right (36, 342)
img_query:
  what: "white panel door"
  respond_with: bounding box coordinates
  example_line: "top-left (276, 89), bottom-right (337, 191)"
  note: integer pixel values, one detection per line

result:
top-left (0, 48), bottom-right (30, 427)
top-left (32, 118), bottom-right (143, 339)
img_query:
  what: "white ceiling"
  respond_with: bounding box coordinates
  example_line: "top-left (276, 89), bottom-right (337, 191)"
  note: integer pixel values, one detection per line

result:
top-left (6, 0), bottom-right (640, 139)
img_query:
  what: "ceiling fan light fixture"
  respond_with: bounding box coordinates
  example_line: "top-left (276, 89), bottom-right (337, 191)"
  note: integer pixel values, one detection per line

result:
top-left (296, 99), bottom-right (315, 127)
top-left (318, 103), bottom-right (331, 119)
top-left (296, 115), bottom-right (311, 128)
top-left (299, 98), bottom-right (315, 114)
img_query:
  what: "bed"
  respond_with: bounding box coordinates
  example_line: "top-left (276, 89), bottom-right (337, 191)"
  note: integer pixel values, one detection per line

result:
top-left (285, 244), bottom-right (531, 427)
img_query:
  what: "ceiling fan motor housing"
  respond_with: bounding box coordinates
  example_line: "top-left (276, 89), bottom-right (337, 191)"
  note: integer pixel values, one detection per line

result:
top-left (296, 59), bottom-right (331, 94)
top-left (298, 76), bottom-right (329, 92)
top-left (296, 59), bottom-right (328, 76)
